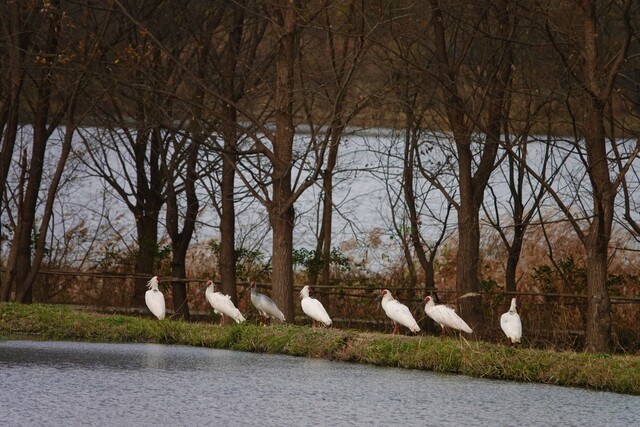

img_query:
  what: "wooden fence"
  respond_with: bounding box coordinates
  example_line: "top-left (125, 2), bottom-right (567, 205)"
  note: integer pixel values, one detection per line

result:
top-left (3, 267), bottom-right (640, 351)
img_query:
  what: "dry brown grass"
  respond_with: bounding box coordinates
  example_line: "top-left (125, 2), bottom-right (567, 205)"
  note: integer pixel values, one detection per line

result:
top-left (24, 217), bottom-right (640, 352)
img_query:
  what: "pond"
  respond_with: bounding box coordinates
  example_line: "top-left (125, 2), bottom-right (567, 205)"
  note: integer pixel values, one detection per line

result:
top-left (0, 340), bottom-right (637, 426)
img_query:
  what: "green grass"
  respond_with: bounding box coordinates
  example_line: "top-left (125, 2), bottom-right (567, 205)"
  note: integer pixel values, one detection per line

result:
top-left (1, 302), bottom-right (639, 395)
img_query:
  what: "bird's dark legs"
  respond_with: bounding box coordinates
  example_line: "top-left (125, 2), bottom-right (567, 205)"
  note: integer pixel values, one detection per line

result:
top-left (440, 325), bottom-right (445, 336)
top-left (392, 322), bottom-right (400, 334)
top-left (259, 315), bottom-right (271, 326)
top-left (219, 315), bottom-right (225, 326)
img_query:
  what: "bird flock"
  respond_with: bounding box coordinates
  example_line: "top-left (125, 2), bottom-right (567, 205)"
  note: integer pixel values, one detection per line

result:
top-left (145, 277), bottom-right (523, 343)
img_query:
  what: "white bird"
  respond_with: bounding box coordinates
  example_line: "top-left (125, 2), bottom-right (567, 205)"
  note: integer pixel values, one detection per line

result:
top-left (205, 280), bottom-right (246, 325)
top-left (500, 297), bottom-right (522, 344)
top-left (380, 289), bottom-right (420, 334)
top-left (145, 276), bottom-right (166, 320)
top-left (300, 285), bottom-right (332, 327)
top-left (424, 296), bottom-right (473, 335)
top-left (249, 281), bottom-right (285, 324)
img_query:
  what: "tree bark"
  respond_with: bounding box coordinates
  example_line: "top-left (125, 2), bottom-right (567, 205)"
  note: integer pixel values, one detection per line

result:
top-left (575, 0), bottom-right (631, 352)
top-left (218, 3), bottom-right (246, 317)
top-left (132, 129), bottom-right (165, 307)
top-left (0, 0), bottom-right (25, 224)
top-left (7, 0), bottom-right (63, 302)
top-left (268, 0), bottom-right (299, 321)
top-left (581, 95), bottom-right (614, 353)
top-left (456, 199), bottom-right (484, 329)
top-left (164, 136), bottom-right (199, 321)
top-left (133, 212), bottom-right (161, 305)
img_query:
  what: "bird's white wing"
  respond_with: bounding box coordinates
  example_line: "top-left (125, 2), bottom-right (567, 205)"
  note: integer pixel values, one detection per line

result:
top-left (209, 292), bottom-right (245, 323)
top-left (386, 300), bottom-right (420, 332)
top-left (205, 289), bottom-right (221, 314)
top-left (500, 312), bottom-right (522, 343)
top-left (217, 294), bottom-right (245, 324)
top-left (145, 289), bottom-right (166, 320)
top-left (301, 297), bottom-right (332, 326)
top-left (253, 293), bottom-right (285, 322)
top-left (428, 305), bottom-right (472, 333)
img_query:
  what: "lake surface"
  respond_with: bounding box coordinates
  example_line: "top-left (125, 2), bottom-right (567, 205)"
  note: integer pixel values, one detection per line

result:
top-left (0, 340), bottom-right (637, 426)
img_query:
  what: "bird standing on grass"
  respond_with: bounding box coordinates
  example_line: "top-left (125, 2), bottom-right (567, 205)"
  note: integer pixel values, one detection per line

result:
top-left (500, 297), bottom-right (522, 344)
top-left (249, 281), bottom-right (285, 325)
top-left (380, 289), bottom-right (420, 334)
top-left (145, 276), bottom-right (166, 320)
top-left (300, 285), bottom-right (332, 327)
top-left (205, 280), bottom-right (246, 325)
top-left (424, 296), bottom-right (473, 336)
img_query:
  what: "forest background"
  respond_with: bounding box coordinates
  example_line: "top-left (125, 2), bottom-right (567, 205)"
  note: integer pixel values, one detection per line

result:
top-left (1, 0), bottom-right (640, 353)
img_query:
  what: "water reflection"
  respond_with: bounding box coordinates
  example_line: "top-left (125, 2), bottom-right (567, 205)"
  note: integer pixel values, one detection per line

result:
top-left (0, 340), bottom-right (637, 426)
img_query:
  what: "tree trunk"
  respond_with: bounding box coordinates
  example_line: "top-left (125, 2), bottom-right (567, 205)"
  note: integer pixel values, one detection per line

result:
top-left (164, 139), bottom-right (199, 321)
top-left (270, 200), bottom-right (295, 321)
top-left (12, 80), bottom-right (55, 303)
top-left (170, 265), bottom-right (190, 321)
top-left (266, 0), bottom-right (299, 322)
top-left (17, 122), bottom-right (76, 302)
top-left (456, 200), bottom-right (484, 331)
top-left (319, 125), bottom-right (342, 288)
top-left (584, 234), bottom-right (611, 352)
top-left (132, 128), bottom-right (165, 307)
top-left (402, 114), bottom-right (431, 288)
top-left (581, 100), bottom-right (614, 353)
top-left (424, 257), bottom-right (435, 291)
top-left (0, 0), bottom-right (25, 201)
top-left (133, 213), bottom-right (161, 307)
top-left (505, 224), bottom-right (525, 293)
top-left (575, 0), bottom-right (629, 352)
top-left (219, 135), bottom-right (238, 310)
top-left (319, 163), bottom-right (334, 288)
top-left (4, 0), bottom-right (64, 303)
top-left (429, 0), bottom-right (513, 336)
top-left (218, 3), bottom-right (245, 316)
top-left (167, 224), bottom-right (192, 321)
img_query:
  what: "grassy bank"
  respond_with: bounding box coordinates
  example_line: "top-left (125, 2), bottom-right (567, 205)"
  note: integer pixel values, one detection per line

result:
top-left (1, 303), bottom-right (639, 395)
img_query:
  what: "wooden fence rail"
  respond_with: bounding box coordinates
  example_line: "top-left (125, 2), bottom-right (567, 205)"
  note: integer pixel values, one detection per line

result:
top-left (6, 267), bottom-right (638, 304)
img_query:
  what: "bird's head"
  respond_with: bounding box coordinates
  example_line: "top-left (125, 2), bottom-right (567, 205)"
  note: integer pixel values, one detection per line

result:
top-left (147, 276), bottom-right (159, 289)
top-left (300, 285), bottom-right (311, 299)
top-left (424, 296), bottom-right (435, 307)
top-left (378, 289), bottom-right (391, 301)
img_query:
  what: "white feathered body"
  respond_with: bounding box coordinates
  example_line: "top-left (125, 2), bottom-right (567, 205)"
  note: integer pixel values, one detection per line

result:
top-left (250, 283), bottom-right (285, 322)
top-left (300, 286), bottom-right (332, 326)
top-left (424, 297), bottom-right (472, 334)
top-left (381, 290), bottom-right (420, 333)
top-left (205, 283), bottom-right (245, 324)
top-left (500, 298), bottom-right (522, 343)
top-left (145, 276), bottom-right (166, 320)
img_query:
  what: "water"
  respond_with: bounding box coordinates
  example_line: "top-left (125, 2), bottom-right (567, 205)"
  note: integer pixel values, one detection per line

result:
top-left (0, 340), bottom-right (637, 427)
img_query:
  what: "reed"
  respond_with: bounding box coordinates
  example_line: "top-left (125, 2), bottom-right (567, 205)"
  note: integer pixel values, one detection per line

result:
top-left (1, 303), bottom-right (638, 395)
